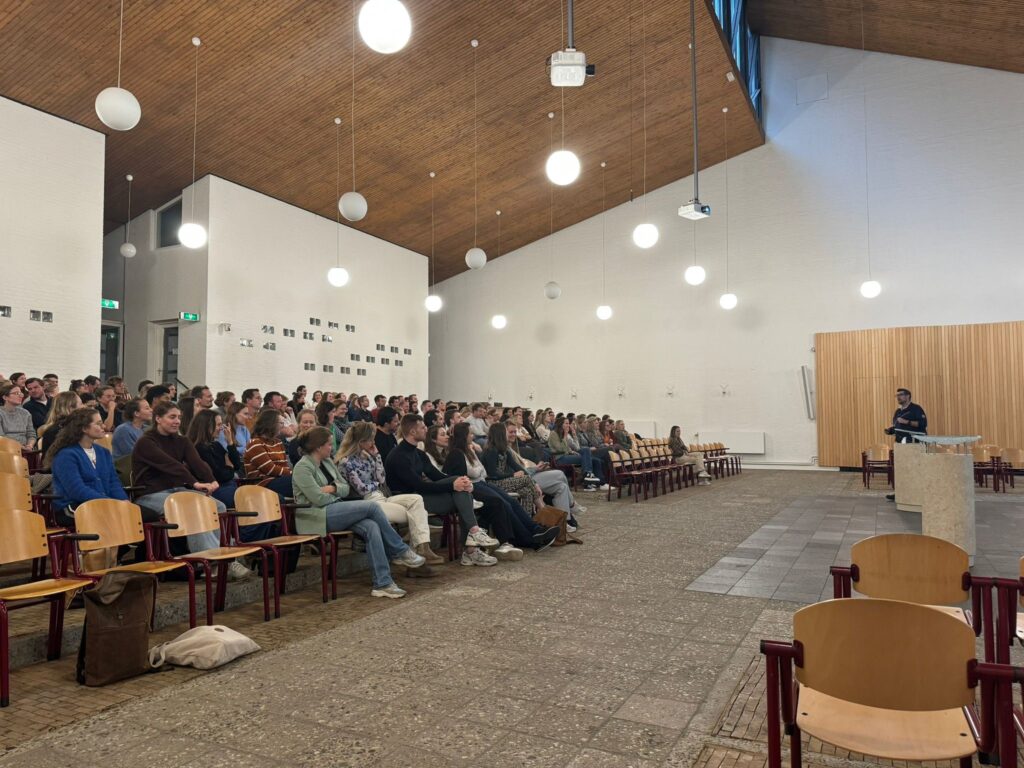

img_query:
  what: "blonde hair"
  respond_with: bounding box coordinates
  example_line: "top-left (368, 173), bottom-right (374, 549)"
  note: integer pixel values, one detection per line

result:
top-left (335, 421), bottom-right (375, 462)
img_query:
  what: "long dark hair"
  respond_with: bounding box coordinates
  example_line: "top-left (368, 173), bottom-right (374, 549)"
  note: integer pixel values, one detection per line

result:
top-left (44, 408), bottom-right (100, 468)
top-left (670, 425), bottom-right (681, 440)
top-left (251, 408), bottom-right (281, 440)
top-left (314, 398), bottom-right (336, 426)
top-left (186, 409), bottom-right (219, 446)
top-left (485, 421), bottom-right (508, 454)
top-left (450, 422), bottom-right (475, 461)
top-left (424, 424), bottom-right (448, 465)
top-left (553, 414), bottom-right (568, 436)
top-left (177, 395), bottom-right (196, 435)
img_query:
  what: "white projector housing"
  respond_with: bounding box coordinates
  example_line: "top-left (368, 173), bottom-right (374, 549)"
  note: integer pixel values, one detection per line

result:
top-left (549, 49), bottom-right (587, 87)
top-left (678, 199), bottom-right (712, 220)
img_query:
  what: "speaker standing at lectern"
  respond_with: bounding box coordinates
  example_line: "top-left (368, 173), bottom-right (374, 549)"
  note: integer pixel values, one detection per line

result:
top-left (885, 388), bottom-right (927, 443)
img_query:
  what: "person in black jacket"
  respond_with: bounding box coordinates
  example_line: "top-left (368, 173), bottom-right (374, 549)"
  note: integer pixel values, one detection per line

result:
top-left (187, 410), bottom-right (279, 543)
top-left (445, 423), bottom-right (557, 554)
top-left (374, 406), bottom-right (400, 462)
top-left (384, 414), bottom-right (499, 567)
top-left (885, 388), bottom-right (927, 443)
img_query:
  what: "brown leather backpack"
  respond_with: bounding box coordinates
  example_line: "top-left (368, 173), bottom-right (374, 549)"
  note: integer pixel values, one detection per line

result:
top-left (76, 571), bottom-right (158, 686)
top-left (533, 505), bottom-right (583, 546)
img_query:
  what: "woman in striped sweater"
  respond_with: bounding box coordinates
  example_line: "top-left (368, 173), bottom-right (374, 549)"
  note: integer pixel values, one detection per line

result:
top-left (242, 408), bottom-right (293, 498)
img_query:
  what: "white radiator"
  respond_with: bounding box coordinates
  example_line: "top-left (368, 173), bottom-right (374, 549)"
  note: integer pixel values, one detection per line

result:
top-left (695, 430), bottom-right (766, 454)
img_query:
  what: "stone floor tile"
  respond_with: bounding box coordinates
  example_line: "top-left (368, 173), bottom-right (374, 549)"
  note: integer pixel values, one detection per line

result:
top-left (564, 747), bottom-right (660, 768)
top-left (613, 694), bottom-right (697, 730)
top-left (512, 703), bottom-right (609, 746)
top-left (587, 717), bottom-right (681, 761)
top-left (483, 733), bottom-right (580, 767)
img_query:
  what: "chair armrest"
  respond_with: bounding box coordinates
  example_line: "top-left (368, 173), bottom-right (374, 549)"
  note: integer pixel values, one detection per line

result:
top-left (32, 492), bottom-right (59, 500)
top-left (122, 484), bottom-right (146, 492)
top-left (220, 510), bottom-right (259, 517)
top-left (829, 565), bottom-right (853, 598)
top-left (146, 522), bottom-right (179, 530)
top-left (60, 532), bottom-right (101, 541)
top-left (290, 504), bottom-right (314, 510)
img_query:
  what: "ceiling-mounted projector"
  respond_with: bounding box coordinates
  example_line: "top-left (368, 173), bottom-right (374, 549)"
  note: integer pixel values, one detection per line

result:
top-left (678, 199), bottom-right (712, 220)
top-left (548, 49), bottom-right (594, 87)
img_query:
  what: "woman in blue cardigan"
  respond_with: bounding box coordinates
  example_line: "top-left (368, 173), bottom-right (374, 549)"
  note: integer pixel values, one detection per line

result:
top-left (47, 407), bottom-right (128, 529)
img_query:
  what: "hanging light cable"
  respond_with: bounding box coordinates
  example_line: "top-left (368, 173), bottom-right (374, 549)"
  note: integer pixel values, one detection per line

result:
top-left (327, 117), bottom-right (351, 287)
top-left (544, 112), bottom-right (562, 299)
top-left (679, 0), bottom-right (711, 221)
top-left (425, 172), bottom-right (442, 311)
top-left (178, 37), bottom-right (207, 249)
top-left (719, 107), bottom-right (737, 309)
top-left (632, 0), bottom-right (658, 249)
top-left (597, 162), bottom-right (613, 319)
top-left (95, 0), bottom-right (141, 131)
top-left (490, 209), bottom-right (507, 329)
top-left (341, 1), bottom-right (368, 222)
top-left (465, 39), bottom-right (487, 270)
top-left (858, 1), bottom-right (881, 299)
top-left (120, 174), bottom-right (136, 258)
top-left (546, 1), bottom-right (581, 185)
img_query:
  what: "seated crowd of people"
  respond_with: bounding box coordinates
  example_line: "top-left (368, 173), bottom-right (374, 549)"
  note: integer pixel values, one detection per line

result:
top-left (0, 371), bottom-right (711, 599)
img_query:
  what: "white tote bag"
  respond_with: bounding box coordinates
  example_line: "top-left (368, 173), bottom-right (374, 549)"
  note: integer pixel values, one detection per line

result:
top-left (148, 625), bottom-right (260, 670)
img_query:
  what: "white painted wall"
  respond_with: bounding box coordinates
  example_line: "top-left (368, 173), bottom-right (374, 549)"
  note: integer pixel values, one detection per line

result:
top-left (429, 38), bottom-right (1024, 463)
top-left (105, 176), bottom-right (429, 397)
top-left (0, 96), bottom-right (105, 382)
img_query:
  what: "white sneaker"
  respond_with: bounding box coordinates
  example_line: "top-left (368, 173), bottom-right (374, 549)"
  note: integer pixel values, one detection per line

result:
top-left (391, 549), bottom-right (426, 568)
top-left (572, 503), bottom-right (587, 514)
top-left (493, 543), bottom-right (524, 562)
top-left (465, 528), bottom-right (499, 547)
top-left (597, 483), bottom-right (610, 491)
top-left (583, 473), bottom-right (600, 483)
top-left (582, 485), bottom-right (598, 493)
top-left (371, 583), bottom-right (407, 599)
top-left (698, 471), bottom-right (712, 479)
top-left (472, 500), bottom-right (484, 510)
top-left (566, 522), bottom-right (577, 533)
top-left (698, 477), bottom-right (711, 486)
top-left (461, 549), bottom-right (498, 567)
top-left (227, 561), bottom-right (254, 582)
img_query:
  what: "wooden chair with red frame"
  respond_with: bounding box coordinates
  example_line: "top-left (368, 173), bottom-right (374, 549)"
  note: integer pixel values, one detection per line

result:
top-left (0, 508), bottom-right (94, 707)
top-left (637, 446), bottom-right (670, 496)
top-left (66, 498), bottom-right (197, 629)
top-left (861, 444), bottom-right (892, 489)
top-left (992, 557), bottom-right (1024, 672)
top-left (0, 472), bottom-right (65, 579)
top-left (997, 447), bottom-right (1023, 490)
top-left (0, 453), bottom-right (59, 525)
top-left (829, 533), bottom-right (1001, 661)
top-left (605, 451), bottom-right (643, 503)
top-left (226, 485), bottom-right (325, 616)
top-left (152, 492), bottom-right (269, 624)
top-left (625, 450), bottom-right (658, 500)
top-left (760, 597), bottom-right (1023, 768)
top-left (0, 435), bottom-right (40, 473)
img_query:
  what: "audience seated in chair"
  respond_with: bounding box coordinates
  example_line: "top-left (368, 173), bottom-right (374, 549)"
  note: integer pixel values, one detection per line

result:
top-left (21, 377), bottom-right (52, 432)
top-left (111, 398), bottom-right (151, 459)
top-left (669, 425), bottom-right (711, 485)
top-left (548, 415), bottom-right (608, 491)
top-left (0, 383), bottom-right (35, 448)
top-left (243, 408), bottom-right (295, 498)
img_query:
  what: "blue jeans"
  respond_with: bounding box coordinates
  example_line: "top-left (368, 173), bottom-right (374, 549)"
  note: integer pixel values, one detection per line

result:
top-left (555, 448), bottom-right (604, 482)
top-left (135, 488), bottom-right (223, 553)
top-left (325, 500), bottom-right (408, 589)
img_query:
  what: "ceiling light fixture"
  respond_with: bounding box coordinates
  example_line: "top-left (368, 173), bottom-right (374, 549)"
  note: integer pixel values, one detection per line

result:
top-left (95, 0), bottom-right (141, 131)
top-left (545, 3), bottom-right (581, 184)
top-left (719, 107), bottom-right (737, 310)
top-left (857, 1), bottom-right (881, 299)
top-left (327, 117), bottom-right (351, 287)
top-left (465, 39), bottom-right (488, 270)
top-left (120, 174), bottom-right (137, 258)
top-left (424, 171), bottom-right (442, 311)
top-left (341, 2), bottom-right (369, 222)
top-left (543, 113), bottom-right (562, 299)
top-left (357, 0), bottom-right (411, 54)
top-left (632, 0), bottom-right (658, 249)
top-left (679, 0), bottom-right (711, 221)
top-left (177, 36), bottom-right (207, 250)
top-left (490, 314), bottom-right (507, 330)
top-left (596, 161), bottom-right (613, 320)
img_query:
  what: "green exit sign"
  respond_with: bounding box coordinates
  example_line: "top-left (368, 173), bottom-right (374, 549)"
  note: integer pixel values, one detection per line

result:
top-left (179, 312), bottom-right (200, 322)
top-left (100, 298), bottom-right (120, 309)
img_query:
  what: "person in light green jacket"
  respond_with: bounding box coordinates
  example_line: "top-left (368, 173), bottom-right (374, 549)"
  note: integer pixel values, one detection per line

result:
top-left (291, 427), bottom-right (425, 599)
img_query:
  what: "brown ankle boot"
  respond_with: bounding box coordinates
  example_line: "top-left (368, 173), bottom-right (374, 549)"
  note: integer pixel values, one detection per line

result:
top-left (415, 542), bottom-right (445, 565)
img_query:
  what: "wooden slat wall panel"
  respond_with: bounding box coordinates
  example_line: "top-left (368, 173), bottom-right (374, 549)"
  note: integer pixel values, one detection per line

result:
top-left (815, 321), bottom-right (1024, 468)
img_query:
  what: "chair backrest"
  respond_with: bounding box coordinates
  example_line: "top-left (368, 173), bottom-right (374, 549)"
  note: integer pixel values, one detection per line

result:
top-left (932, 444), bottom-right (956, 454)
top-left (0, 452), bottom-right (30, 479)
top-left (0, 508), bottom-right (50, 565)
top-left (0, 473), bottom-right (33, 511)
top-left (1001, 448), bottom-right (1024, 465)
top-left (74, 499), bottom-right (146, 550)
top-left (972, 446), bottom-right (992, 462)
top-left (850, 533), bottom-right (969, 605)
top-left (793, 598), bottom-right (975, 711)
top-left (233, 484), bottom-right (284, 526)
top-left (0, 436), bottom-right (23, 456)
top-left (95, 434), bottom-right (113, 451)
top-left (162, 492), bottom-right (220, 538)
top-left (608, 450), bottom-right (622, 464)
top-left (866, 444), bottom-right (890, 461)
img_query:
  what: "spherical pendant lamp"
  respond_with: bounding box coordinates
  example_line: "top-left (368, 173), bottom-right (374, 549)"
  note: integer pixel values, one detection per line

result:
top-left (632, 222), bottom-right (659, 249)
top-left (719, 292), bottom-right (738, 310)
top-left (358, 0), bottom-right (412, 54)
top-left (424, 294), bottom-right (443, 312)
top-left (177, 222), bottom-right (207, 249)
top-left (544, 281), bottom-right (562, 300)
top-left (96, 87), bottom-right (141, 131)
top-left (327, 267), bottom-right (350, 287)
top-left (465, 247), bottom-right (487, 270)
top-left (119, 242), bottom-right (137, 258)
top-left (546, 149), bottom-right (580, 186)
top-left (490, 314), bottom-right (507, 330)
top-left (339, 191), bottom-right (368, 222)
top-left (684, 265), bottom-right (706, 285)
top-left (860, 279), bottom-right (881, 298)
top-left (596, 304), bottom-right (613, 320)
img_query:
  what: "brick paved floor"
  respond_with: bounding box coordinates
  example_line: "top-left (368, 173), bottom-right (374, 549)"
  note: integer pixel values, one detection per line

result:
top-left (0, 470), bottom-right (1019, 767)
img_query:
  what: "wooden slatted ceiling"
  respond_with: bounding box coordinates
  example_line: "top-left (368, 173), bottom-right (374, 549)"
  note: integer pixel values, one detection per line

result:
top-left (815, 321), bottom-right (1024, 468)
top-left (0, 0), bottom-right (763, 283)
top-left (748, 0), bottom-right (1024, 74)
